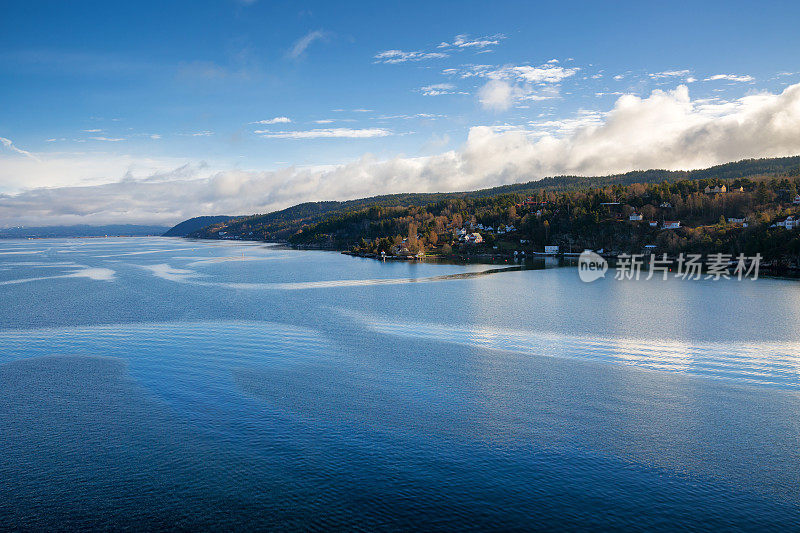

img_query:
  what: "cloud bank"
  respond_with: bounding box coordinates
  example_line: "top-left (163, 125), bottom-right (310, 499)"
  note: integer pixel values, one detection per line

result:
top-left (3, 83), bottom-right (800, 227)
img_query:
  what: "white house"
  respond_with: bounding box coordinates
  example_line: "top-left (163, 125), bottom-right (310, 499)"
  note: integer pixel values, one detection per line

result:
top-left (467, 232), bottom-right (483, 244)
top-left (544, 245), bottom-right (559, 254)
top-left (793, 194), bottom-right (800, 205)
top-left (648, 221), bottom-right (658, 227)
top-left (776, 216), bottom-right (800, 230)
top-left (662, 221), bottom-right (681, 229)
top-left (629, 213), bottom-right (643, 221)
top-left (727, 217), bottom-right (746, 224)
top-left (704, 185), bottom-right (727, 194)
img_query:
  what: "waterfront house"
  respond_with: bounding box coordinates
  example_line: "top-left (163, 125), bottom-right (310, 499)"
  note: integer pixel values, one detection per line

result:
top-left (662, 221), bottom-right (681, 229)
top-left (629, 213), bottom-right (643, 221)
top-left (648, 220), bottom-right (658, 227)
top-left (544, 245), bottom-right (559, 254)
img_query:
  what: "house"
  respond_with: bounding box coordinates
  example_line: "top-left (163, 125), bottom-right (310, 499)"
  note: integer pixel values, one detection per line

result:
top-left (662, 221), bottom-right (681, 229)
top-left (793, 194), bottom-right (800, 205)
top-left (544, 245), bottom-right (559, 254)
top-left (467, 232), bottom-right (483, 244)
top-left (704, 185), bottom-right (727, 194)
top-left (775, 216), bottom-right (800, 230)
top-left (727, 217), bottom-right (746, 224)
top-left (629, 213), bottom-right (643, 221)
top-left (648, 221), bottom-right (658, 227)
top-left (390, 244), bottom-right (412, 256)
top-left (659, 202), bottom-right (673, 208)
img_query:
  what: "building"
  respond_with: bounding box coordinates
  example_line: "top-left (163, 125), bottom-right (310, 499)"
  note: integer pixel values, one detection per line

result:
top-left (544, 245), bottom-right (559, 254)
top-left (793, 194), bottom-right (800, 205)
top-left (467, 233), bottom-right (483, 244)
top-left (704, 185), bottom-right (727, 194)
top-left (629, 213), bottom-right (643, 221)
top-left (659, 202), bottom-right (673, 208)
top-left (648, 221), bottom-right (658, 227)
top-left (775, 216), bottom-right (800, 230)
top-left (662, 221), bottom-right (681, 229)
top-left (727, 217), bottom-right (746, 224)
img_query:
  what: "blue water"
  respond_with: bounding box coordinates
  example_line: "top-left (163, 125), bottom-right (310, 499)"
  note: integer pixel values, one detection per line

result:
top-left (1, 237), bottom-right (800, 530)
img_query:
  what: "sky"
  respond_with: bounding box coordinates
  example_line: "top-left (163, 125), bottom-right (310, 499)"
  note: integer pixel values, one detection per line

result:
top-left (1, 0), bottom-right (800, 226)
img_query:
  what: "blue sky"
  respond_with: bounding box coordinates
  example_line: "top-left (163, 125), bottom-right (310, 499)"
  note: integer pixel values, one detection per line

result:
top-left (1, 0), bottom-right (800, 225)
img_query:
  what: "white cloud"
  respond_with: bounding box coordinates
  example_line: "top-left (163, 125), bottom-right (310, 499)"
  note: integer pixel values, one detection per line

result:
top-left (287, 30), bottom-right (327, 60)
top-left (439, 34), bottom-right (505, 49)
top-left (255, 128), bottom-right (391, 139)
top-left (478, 80), bottom-right (514, 111)
top-left (251, 117), bottom-right (292, 125)
top-left (4, 83), bottom-right (800, 226)
top-left (89, 136), bottom-right (126, 142)
top-left (705, 74), bottom-right (755, 82)
top-left (649, 70), bottom-right (691, 79)
top-left (374, 50), bottom-right (448, 64)
top-left (82, 128), bottom-right (103, 133)
top-left (420, 83), bottom-right (458, 96)
top-left (0, 137), bottom-right (39, 161)
top-left (314, 119), bottom-right (334, 124)
top-left (454, 63), bottom-right (578, 85)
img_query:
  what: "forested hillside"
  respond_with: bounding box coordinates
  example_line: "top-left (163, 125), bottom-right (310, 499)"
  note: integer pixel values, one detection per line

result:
top-left (186, 156), bottom-right (800, 263)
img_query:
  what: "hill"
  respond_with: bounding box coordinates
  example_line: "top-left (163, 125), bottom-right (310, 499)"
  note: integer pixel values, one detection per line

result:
top-left (163, 215), bottom-right (235, 237)
top-left (185, 156), bottom-right (800, 249)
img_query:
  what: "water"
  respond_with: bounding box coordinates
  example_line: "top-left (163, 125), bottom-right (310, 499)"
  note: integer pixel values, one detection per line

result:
top-left (1, 237), bottom-right (799, 530)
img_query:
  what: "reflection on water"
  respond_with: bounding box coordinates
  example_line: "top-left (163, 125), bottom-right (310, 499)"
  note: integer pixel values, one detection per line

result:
top-left (338, 309), bottom-right (800, 389)
top-left (1, 237), bottom-right (800, 530)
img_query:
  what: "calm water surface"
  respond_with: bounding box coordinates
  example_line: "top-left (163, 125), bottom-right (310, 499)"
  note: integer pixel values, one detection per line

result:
top-left (1, 237), bottom-right (800, 530)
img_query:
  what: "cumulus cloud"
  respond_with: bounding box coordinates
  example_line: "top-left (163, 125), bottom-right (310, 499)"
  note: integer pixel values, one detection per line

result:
top-left (4, 83), bottom-right (800, 226)
top-left (255, 128), bottom-right (391, 139)
top-left (251, 117), bottom-right (292, 125)
top-left (478, 80), bottom-right (514, 111)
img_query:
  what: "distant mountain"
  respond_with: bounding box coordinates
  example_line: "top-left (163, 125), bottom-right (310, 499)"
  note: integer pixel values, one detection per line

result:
top-left (162, 215), bottom-right (234, 237)
top-left (0, 224), bottom-right (170, 239)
